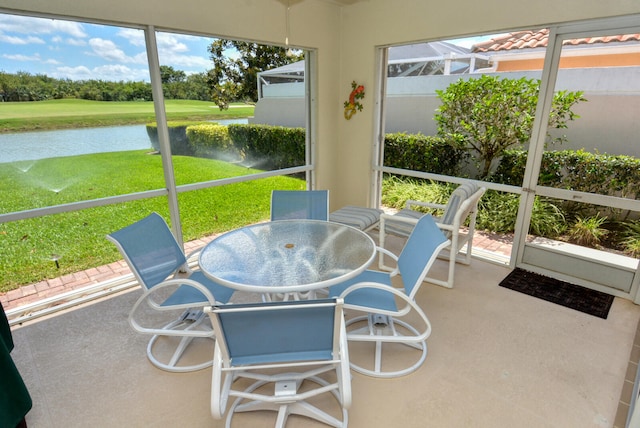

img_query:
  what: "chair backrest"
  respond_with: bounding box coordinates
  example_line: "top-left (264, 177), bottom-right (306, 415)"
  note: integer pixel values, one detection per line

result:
top-left (208, 298), bottom-right (342, 367)
top-left (270, 190), bottom-right (329, 221)
top-left (397, 214), bottom-right (450, 298)
top-left (106, 212), bottom-right (187, 290)
top-left (440, 181), bottom-right (479, 225)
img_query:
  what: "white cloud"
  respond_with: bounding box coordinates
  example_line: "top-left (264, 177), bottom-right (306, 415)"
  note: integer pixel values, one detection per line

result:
top-left (3, 52), bottom-right (62, 65)
top-left (117, 28), bottom-right (145, 47)
top-left (155, 32), bottom-right (213, 70)
top-left (53, 64), bottom-right (149, 81)
top-left (53, 65), bottom-right (92, 79)
top-left (0, 34), bottom-right (45, 45)
top-left (0, 14), bottom-right (214, 81)
top-left (0, 15), bottom-right (87, 38)
top-left (87, 38), bottom-right (146, 64)
top-left (66, 38), bottom-right (87, 47)
top-left (3, 53), bottom-right (42, 61)
top-left (94, 64), bottom-right (149, 80)
top-left (116, 30), bottom-right (212, 70)
top-left (157, 33), bottom-right (189, 54)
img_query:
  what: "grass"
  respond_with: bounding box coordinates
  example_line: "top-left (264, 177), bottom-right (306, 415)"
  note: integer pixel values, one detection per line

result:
top-left (0, 99), bottom-right (254, 133)
top-left (0, 150), bottom-right (304, 292)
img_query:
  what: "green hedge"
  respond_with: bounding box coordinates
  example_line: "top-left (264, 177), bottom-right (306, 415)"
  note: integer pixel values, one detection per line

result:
top-left (227, 124), bottom-right (305, 170)
top-left (186, 123), bottom-right (239, 160)
top-left (494, 149), bottom-right (640, 199)
top-left (383, 133), bottom-right (465, 176)
top-left (146, 121), bottom-right (205, 156)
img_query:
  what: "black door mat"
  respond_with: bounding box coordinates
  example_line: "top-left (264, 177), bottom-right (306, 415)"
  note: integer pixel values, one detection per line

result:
top-left (499, 268), bottom-right (614, 319)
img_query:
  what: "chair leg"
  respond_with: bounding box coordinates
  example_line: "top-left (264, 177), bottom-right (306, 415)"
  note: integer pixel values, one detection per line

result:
top-left (345, 314), bottom-right (428, 378)
top-left (146, 310), bottom-right (214, 373)
top-left (446, 249), bottom-right (456, 288)
top-left (226, 376), bottom-right (347, 428)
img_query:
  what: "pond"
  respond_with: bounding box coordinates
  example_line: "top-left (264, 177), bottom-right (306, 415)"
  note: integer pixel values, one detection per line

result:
top-left (0, 118), bottom-right (248, 164)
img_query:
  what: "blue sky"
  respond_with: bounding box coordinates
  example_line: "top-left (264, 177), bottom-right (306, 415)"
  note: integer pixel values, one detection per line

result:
top-left (0, 12), bottom-right (498, 82)
top-left (0, 13), bottom-right (217, 81)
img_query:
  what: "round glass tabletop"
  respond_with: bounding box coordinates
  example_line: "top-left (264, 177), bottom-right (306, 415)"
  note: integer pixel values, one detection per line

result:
top-left (199, 220), bottom-right (376, 293)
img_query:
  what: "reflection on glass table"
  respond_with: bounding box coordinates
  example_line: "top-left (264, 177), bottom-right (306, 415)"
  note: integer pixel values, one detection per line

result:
top-left (199, 220), bottom-right (376, 300)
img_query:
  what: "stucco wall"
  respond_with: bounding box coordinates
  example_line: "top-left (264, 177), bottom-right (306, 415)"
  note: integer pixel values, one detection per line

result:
top-left (255, 66), bottom-right (640, 158)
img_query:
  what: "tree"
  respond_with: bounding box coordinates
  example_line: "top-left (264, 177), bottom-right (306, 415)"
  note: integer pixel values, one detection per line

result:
top-left (207, 40), bottom-right (303, 110)
top-left (159, 65), bottom-right (186, 84)
top-left (435, 75), bottom-right (586, 178)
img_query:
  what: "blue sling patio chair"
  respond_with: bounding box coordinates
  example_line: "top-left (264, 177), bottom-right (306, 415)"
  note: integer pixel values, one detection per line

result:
top-left (205, 298), bottom-right (351, 428)
top-left (329, 214), bottom-right (449, 378)
top-left (107, 212), bottom-right (234, 373)
top-left (270, 190), bottom-right (329, 221)
top-left (269, 189), bottom-right (330, 301)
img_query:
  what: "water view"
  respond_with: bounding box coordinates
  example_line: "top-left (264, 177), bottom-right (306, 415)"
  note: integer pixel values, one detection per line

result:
top-left (0, 118), bottom-right (248, 163)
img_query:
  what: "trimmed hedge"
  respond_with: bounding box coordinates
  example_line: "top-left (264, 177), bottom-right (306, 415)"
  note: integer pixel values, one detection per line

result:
top-left (227, 124), bottom-right (305, 170)
top-left (494, 149), bottom-right (640, 200)
top-left (146, 121), bottom-right (204, 156)
top-left (383, 133), bottom-right (465, 176)
top-left (186, 123), bottom-right (238, 160)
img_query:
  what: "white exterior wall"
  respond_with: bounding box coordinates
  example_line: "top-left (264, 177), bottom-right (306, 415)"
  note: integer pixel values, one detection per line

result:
top-left (254, 66), bottom-right (640, 157)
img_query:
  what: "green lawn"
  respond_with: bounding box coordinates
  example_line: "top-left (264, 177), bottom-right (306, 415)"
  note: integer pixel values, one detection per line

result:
top-left (0, 99), bottom-right (254, 132)
top-left (0, 150), bottom-right (303, 292)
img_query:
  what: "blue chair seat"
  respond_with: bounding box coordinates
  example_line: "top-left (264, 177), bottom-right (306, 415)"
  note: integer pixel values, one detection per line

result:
top-left (329, 270), bottom-right (397, 312)
top-left (161, 271), bottom-right (234, 307)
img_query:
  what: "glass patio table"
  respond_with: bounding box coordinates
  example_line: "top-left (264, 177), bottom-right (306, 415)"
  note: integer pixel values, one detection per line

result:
top-left (199, 219), bottom-right (377, 297)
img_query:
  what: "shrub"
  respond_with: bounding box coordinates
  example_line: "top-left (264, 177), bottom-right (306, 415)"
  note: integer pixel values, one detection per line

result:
top-left (529, 197), bottom-right (567, 237)
top-left (568, 214), bottom-right (609, 247)
top-left (475, 191), bottom-right (566, 236)
top-left (186, 123), bottom-right (239, 161)
top-left (435, 75), bottom-right (585, 178)
top-left (620, 221), bottom-right (640, 257)
top-left (228, 124), bottom-right (305, 170)
top-left (146, 120), bottom-right (206, 155)
top-left (494, 149), bottom-right (640, 223)
top-left (381, 176), bottom-right (455, 211)
top-left (476, 191), bottom-right (520, 233)
top-left (384, 133), bottom-right (466, 176)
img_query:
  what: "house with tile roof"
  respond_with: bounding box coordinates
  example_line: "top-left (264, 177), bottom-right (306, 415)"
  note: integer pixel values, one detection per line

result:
top-left (472, 29), bottom-right (640, 71)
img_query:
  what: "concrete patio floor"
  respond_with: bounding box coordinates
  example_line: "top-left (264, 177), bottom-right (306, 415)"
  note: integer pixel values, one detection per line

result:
top-left (7, 231), bottom-right (640, 428)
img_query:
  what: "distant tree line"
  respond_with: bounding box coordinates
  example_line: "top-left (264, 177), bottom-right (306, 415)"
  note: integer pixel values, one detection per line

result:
top-left (1, 40), bottom-right (303, 106)
top-left (0, 66), bottom-right (212, 102)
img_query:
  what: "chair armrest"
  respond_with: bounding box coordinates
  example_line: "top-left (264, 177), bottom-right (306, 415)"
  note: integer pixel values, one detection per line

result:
top-left (185, 247), bottom-right (205, 269)
top-left (375, 246), bottom-right (400, 276)
top-left (128, 278), bottom-right (217, 338)
top-left (339, 283), bottom-right (431, 341)
top-left (435, 222), bottom-right (455, 232)
top-left (406, 199), bottom-right (446, 211)
top-left (380, 212), bottom-right (419, 225)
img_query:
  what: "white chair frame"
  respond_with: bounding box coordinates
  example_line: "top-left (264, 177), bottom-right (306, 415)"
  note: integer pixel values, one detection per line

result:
top-left (107, 212), bottom-right (234, 373)
top-left (331, 214), bottom-right (450, 378)
top-left (206, 298), bottom-right (351, 428)
top-left (379, 185), bottom-right (486, 288)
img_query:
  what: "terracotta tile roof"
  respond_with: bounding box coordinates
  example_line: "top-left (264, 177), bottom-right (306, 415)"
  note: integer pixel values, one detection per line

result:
top-left (472, 29), bottom-right (640, 52)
